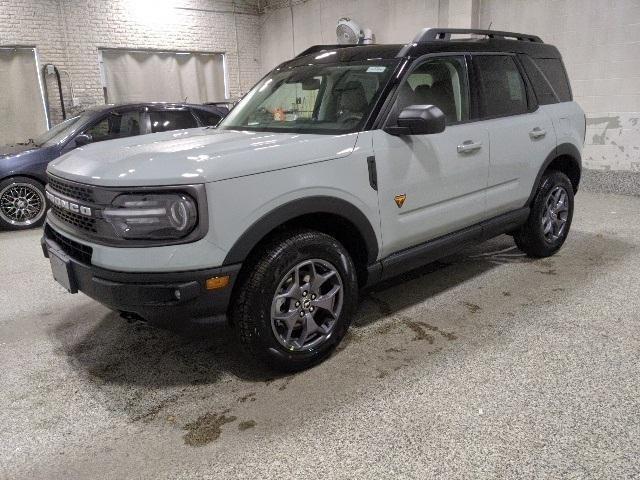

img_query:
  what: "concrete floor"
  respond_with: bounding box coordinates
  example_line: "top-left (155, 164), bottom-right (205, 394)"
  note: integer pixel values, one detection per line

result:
top-left (1, 191), bottom-right (639, 479)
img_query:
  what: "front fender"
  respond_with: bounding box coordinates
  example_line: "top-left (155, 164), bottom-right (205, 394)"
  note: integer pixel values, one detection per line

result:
top-left (223, 195), bottom-right (379, 265)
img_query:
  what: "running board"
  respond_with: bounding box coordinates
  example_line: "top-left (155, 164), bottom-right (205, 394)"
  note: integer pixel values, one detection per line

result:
top-left (367, 207), bottom-right (530, 285)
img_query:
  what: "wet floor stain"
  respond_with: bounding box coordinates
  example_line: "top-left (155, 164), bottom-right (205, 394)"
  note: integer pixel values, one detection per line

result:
top-left (404, 320), bottom-right (435, 343)
top-left (238, 420), bottom-right (257, 431)
top-left (238, 392), bottom-right (256, 403)
top-left (463, 302), bottom-right (482, 314)
top-left (183, 411), bottom-right (237, 447)
top-left (537, 269), bottom-right (557, 275)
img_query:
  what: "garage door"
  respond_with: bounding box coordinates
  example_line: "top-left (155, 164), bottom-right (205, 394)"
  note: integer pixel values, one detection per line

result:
top-left (0, 47), bottom-right (48, 145)
top-left (100, 49), bottom-right (227, 104)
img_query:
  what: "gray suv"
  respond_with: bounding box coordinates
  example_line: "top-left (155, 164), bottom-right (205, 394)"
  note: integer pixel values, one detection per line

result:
top-left (42, 29), bottom-right (585, 371)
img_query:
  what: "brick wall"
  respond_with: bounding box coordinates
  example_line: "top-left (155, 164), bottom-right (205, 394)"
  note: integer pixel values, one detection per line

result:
top-left (0, 0), bottom-right (262, 126)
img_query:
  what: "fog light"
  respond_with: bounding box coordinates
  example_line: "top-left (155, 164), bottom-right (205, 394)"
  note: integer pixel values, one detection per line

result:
top-left (206, 276), bottom-right (230, 290)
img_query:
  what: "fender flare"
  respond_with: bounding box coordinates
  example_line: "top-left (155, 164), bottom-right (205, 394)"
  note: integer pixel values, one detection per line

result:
top-left (223, 196), bottom-right (379, 265)
top-left (526, 142), bottom-right (582, 205)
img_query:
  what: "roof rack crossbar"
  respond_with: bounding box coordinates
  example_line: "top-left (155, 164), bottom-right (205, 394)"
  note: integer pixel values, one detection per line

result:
top-left (412, 28), bottom-right (543, 44)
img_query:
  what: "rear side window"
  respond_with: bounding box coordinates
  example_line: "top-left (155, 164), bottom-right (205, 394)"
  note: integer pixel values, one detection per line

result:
top-left (518, 54), bottom-right (558, 105)
top-left (533, 58), bottom-right (572, 102)
top-left (474, 55), bottom-right (528, 118)
top-left (150, 110), bottom-right (198, 133)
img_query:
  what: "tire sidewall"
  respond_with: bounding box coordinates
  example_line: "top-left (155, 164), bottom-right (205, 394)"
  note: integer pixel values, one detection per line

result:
top-left (0, 176), bottom-right (47, 230)
top-left (244, 231), bottom-right (358, 369)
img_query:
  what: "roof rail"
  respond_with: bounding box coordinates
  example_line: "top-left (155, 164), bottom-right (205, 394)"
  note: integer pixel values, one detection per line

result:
top-left (295, 44), bottom-right (363, 58)
top-left (412, 28), bottom-right (543, 43)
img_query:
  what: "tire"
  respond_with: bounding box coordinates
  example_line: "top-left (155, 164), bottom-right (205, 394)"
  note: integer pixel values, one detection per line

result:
top-left (514, 170), bottom-right (574, 258)
top-left (231, 229), bottom-right (358, 371)
top-left (0, 176), bottom-right (47, 230)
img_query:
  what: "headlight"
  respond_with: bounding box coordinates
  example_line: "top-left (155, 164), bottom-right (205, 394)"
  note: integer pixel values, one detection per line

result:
top-left (103, 193), bottom-right (198, 240)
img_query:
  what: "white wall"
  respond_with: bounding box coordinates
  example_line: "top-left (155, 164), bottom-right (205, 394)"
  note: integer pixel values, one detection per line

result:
top-left (1, 0), bottom-right (263, 128)
top-left (260, 0), bottom-right (640, 172)
top-left (260, 0), bottom-right (479, 73)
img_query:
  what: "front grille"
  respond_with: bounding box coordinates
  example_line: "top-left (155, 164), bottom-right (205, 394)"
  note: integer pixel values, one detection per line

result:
top-left (48, 176), bottom-right (95, 203)
top-left (51, 206), bottom-right (98, 233)
top-left (45, 225), bottom-right (93, 264)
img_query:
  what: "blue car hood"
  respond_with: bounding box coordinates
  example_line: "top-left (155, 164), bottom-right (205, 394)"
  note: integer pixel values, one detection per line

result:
top-left (0, 143), bottom-right (40, 157)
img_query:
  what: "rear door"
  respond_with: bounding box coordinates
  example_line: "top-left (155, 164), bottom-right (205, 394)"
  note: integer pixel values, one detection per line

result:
top-left (372, 55), bottom-right (490, 257)
top-left (472, 54), bottom-right (556, 216)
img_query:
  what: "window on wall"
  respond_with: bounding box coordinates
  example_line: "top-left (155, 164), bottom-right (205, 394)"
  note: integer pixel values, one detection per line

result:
top-left (100, 49), bottom-right (228, 104)
top-left (0, 47), bottom-right (48, 145)
top-left (474, 55), bottom-right (528, 118)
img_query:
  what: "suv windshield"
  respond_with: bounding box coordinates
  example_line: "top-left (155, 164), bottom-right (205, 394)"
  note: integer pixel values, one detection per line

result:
top-left (33, 114), bottom-right (85, 147)
top-left (219, 60), bottom-right (398, 134)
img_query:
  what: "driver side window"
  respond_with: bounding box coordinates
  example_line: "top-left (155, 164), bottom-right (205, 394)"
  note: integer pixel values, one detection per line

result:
top-left (389, 56), bottom-right (469, 126)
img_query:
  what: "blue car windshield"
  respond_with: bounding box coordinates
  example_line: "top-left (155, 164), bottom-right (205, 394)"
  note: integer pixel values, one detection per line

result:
top-left (218, 60), bottom-right (398, 134)
top-left (34, 114), bottom-right (84, 147)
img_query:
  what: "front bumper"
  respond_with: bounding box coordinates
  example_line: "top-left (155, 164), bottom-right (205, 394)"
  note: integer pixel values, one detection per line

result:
top-left (42, 225), bottom-right (241, 324)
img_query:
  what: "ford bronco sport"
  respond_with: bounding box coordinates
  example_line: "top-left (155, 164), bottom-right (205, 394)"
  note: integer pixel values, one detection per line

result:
top-left (42, 28), bottom-right (585, 371)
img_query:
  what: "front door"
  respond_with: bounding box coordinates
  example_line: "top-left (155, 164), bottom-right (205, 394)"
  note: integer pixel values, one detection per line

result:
top-left (372, 55), bottom-right (490, 257)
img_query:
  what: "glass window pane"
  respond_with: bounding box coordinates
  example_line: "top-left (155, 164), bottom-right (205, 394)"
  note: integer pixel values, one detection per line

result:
top-left (475, 55), bottom-right (528, 118)
top-left (218, 60), bottom-right (397, 134)
top-left (518, 54), bottom-right (558, 105)
top-left (150, 110), bottom-right (198, 133)
top-left (533, 58), bottom-right (572, 102)
top-left (392, 56), bottom-right (468, 125)
top-left (85, 111), bottom-right (142, 142)
top-left (194, 110), bottom-right (222, 127)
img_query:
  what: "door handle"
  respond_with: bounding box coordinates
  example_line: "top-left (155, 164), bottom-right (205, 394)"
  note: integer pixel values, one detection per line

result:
top-left (457, 140), bottom-right (483, 154)
top-left (529, 127), bottom-right (547, 139)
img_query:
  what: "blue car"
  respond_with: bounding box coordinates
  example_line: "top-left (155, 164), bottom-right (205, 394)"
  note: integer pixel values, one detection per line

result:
top-left (0, 102), bottom-right (226, 230)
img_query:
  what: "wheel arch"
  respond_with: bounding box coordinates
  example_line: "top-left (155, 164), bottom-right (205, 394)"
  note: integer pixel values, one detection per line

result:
top-left (0, 172), bottom-right (47, 187)
top-left (527, 143), bottom-right (581, 206)
top-left (223, 196), bottom-right (379, 286)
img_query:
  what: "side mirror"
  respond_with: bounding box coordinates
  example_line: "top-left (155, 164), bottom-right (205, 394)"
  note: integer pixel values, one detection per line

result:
top-left (75, 133), bottom-right (93, 147)
top-left (385, 105), bottom-right (446, 136)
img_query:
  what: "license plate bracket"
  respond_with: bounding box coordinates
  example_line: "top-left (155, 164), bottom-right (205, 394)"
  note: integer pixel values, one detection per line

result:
top-left (49, 248), bottom-right (78, 293)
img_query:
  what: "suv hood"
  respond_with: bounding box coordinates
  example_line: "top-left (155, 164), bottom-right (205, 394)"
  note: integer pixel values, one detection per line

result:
top-left (48, 128), bottom-right (360, 187)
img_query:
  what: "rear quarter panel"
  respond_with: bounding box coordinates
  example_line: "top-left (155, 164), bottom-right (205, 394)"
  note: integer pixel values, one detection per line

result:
top-left (542, 101), bottom-right (585, 154)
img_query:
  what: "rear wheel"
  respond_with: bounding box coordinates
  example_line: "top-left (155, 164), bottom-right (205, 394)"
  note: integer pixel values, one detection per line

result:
top-left (514, 170), bottom-right (574, 257)
top-left (231, 229), bottom-right (358, 371)
top-left (0, 177), bottom-right (47, 230)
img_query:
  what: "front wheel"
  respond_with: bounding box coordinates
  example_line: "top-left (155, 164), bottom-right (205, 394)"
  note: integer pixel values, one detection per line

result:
top-left (231, 229), bottom-right (358, 371)
top-left (514, 170), bottom-right (574, 258)
top-left (0, 177), bottom-right (47, 230)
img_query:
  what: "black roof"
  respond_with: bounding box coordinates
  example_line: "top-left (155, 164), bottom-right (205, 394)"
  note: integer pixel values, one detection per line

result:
top-left (281, 29), bottom-right (561, 69)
